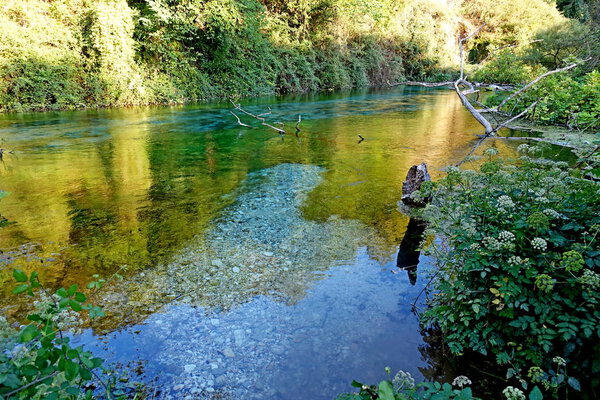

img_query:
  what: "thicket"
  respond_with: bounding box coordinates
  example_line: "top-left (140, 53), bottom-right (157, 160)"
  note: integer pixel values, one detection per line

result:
top-left (413, 145), bottom-right (600, 398)
top-left (469, 2), bottom-right (600, 130)
top-left (0, 0), bottom-right (571, 112)
top-left (0, 270), bottom-right (145, 399)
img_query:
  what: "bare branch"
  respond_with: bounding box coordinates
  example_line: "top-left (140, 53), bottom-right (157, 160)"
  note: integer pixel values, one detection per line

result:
top-left (295, 115), bottom-right (301, 135)
top-left (477, 135), bottom-right (579, 149)
top-left (387, 80), bottom-right (454, 87)
top-left (492, 100), bottom-right (538, 133)
top-left (229, 111), bottom-right (252, 128)
top-left (494, 59), bottom-right (590, 111)
top-left (257, 107), bottom-right (272, 117)
top-left (230, 100), bottom-right (286, 134)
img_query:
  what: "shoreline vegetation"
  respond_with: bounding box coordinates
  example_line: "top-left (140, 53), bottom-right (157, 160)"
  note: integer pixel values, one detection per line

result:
top-left (1, 0), bottom-right (599, 399)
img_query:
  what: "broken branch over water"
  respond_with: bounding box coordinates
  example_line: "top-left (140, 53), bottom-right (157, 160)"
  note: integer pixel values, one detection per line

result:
top-left (230, 100), bottom-right (287, 134)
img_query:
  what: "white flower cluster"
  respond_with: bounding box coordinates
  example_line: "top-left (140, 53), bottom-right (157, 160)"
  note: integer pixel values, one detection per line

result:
top-left (498, 231), bottom-right (515, 243)
top-left (535, 196), bottom-right (550, 203)
top-left (452, 375), bottom-right (472, 388)
top-left (498, 195), bottom-right (515, 209)
top-left (508, 256), bottom-right (527, 265)
top-left (483, 147), bottom-right (499, 156)
top-left (482, 236), bottom-right (502, 251)
top-left (531, 237), bottom-right (547, 251)
top-left (553, 356), bottom-right (566, 366)
top-left (469, 243), bottom-right (481, 250)
top-left (392, 370), bottom-right (415, 391)
top-left (543, 208), bottom-right (562, 219)
top-left (443, 165), bottom-right (460, 174)
top-left (517, 144), bottom-right (531, 153)
top-left (503, 386), bottom-right (526, 400)
top-left (579, 270), bottom-right (600, 290)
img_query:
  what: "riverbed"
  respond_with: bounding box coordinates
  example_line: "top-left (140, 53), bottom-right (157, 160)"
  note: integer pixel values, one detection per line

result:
top-left (0, 87), bottom-right (524, 399)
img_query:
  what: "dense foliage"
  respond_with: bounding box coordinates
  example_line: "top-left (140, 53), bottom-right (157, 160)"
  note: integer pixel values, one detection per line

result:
top-left (0, 0), bottom-right (572, 112)
top-left (337, 369), bottom-right (478, 400)
top-left (0, 271), bottom-right (139, 400)
top-left (415, 146), bottom-right (600, 398)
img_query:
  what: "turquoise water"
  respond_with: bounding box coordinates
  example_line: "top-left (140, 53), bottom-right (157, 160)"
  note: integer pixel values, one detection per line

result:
top-left (0, 87), bottom-right (527, 398)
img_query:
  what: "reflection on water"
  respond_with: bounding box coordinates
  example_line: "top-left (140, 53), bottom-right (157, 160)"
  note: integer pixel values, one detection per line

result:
top-left (0, 87), bottom-right (526, 399)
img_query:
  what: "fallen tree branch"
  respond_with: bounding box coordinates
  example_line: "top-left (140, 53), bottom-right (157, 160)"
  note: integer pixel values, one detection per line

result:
top-left (475, 135), bottom-right (578, 149)
top-left (493, 100), bottom-right (539, 132)
top-left (387, 80), bottom-right (454, 87)
top-left (230, 100), bottom-right (287, 134)
top-left (230, 111), bottom-right (252, 128)
top-left (454, 79), bottom-right (494, 134)
top-left (295, 115), bottom-right (301, 135)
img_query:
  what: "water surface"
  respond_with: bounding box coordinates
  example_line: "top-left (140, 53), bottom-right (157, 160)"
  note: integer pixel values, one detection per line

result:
top-left (0, 87), bottom-right (522, 399)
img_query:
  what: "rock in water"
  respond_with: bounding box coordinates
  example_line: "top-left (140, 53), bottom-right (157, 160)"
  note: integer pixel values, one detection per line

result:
top-left (401, 163), bottom-right (431, 207)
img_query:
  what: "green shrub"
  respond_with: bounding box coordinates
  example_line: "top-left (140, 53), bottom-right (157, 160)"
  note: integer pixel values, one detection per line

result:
top-left (486, 71), bottom-right (600, 129)
top-left (337, 369), bottom-right (478, 400)
top-left (417, 147), bottom-right (600, 397)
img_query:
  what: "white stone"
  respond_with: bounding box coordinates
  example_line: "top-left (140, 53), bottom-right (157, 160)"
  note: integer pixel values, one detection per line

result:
top-left (183, 364), bottom-right (196, 373)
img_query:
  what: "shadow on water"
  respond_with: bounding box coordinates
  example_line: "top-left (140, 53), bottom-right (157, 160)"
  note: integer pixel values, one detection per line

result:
top-left (0, 86), bottom-right (536, 399)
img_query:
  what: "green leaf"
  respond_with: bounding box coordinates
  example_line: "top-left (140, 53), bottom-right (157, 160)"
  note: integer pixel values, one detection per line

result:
top-left (69, 300), bottom-right (82, 312)
top-left (378, 381), bottom-right (395, 400)
top-left (529, 386), bottom-right (543, 400)
top-left (20, 364), bottom-right (38, 377)
top-left (91, 357), bottom-right (104, 368)
top-left (20, 325), bottom-right (40, 343)
top-left (351, 380), bottom-right (363, 388)
top-left (67, 284), bottom-right (78, 296)
top-left (80, 368), bottom-right (92, 381)
top-left (66, 386), bottom-right (81, 396)
top-left (2, 373), bottom-right (21, 388)
top-left (67, 349), bottom-right (79, 359)
top-left (75, 292), bottom-right (86, 302)
top-left (12, 284), bottom-right (29, 294)
top-left (567, 377), bottom-right (581, 391)
top-left (56, 288), bottom-right (69, 298)
top-left (13, 269), bottom-right (28, 282)
top-left (65, 360), bottom-right (80, 380)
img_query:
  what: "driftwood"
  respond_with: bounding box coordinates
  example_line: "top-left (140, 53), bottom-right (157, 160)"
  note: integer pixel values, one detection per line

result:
top-left (230, 100), bottom-right (286, 134)
top-left (493, 59), bottom-right (589, 112)
top-left (387, 80), bottom-right (454, 88)
top-left (476, 135), bottom-right (579, 149)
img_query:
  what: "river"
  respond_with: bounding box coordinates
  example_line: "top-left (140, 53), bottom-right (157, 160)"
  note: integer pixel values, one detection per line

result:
top-left (0, 87), bottom-right (524, 399)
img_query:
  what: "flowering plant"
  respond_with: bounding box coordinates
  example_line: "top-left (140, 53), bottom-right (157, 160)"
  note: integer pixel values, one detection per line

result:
top-left (417, 147), bottom-right (599, 397)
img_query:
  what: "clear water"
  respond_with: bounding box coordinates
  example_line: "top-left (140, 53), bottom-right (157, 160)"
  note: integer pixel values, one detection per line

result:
top-left (0, 87), bottom-right (523, 399)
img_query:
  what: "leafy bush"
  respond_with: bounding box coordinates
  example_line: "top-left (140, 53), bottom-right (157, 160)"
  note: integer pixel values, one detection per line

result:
top-left (337, 369), bottom-right (478, 400)
top-left (485, 71), bottom-right (600, 129)
top-left (416, 147), bottom-right (600, 397)
top-left (0, 270), bottom-right (136, 400)
top-left (471, 49), bottom-right (539, 85)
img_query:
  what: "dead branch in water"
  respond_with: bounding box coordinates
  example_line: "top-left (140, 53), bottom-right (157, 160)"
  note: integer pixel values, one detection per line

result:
top-left (494, 100), bottom-right (539, 132)
top-left (230, 111), bottom-right (252, 128)
top-left (230, 100), bottom-right (286, 134)
top-left (476, 135), bottom-right (579, 149)
top-left (295, 115), bottom-right (301, 135)
top-left (387, 80), bottom-right (454, 87)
